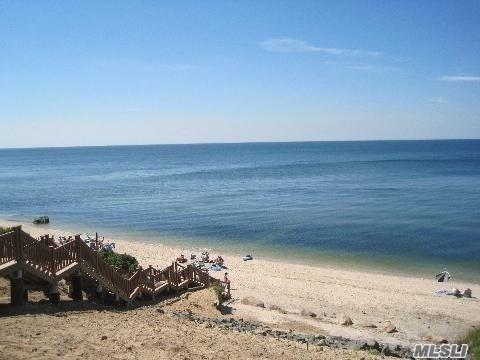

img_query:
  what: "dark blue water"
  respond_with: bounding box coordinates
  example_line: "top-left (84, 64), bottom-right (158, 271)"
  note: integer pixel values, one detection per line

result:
top-left (1, 141), bottom-right (479, 280)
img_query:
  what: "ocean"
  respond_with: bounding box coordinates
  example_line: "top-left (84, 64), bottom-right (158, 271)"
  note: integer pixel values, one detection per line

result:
top-left (1, 140), bottom-right (479, 281)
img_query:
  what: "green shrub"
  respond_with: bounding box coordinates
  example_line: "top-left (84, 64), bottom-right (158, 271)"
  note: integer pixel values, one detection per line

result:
top-left (463, 328), bottom-right (480, 359)
top-left (99, 249), bottom-right (138, 273)
top-left (211, 282), bottom-right (223, 297)
top-left (211, 282), bottom-right (224, 308)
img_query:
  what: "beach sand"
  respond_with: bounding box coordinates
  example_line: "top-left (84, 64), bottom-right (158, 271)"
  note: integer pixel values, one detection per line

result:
top-left (1, 219), bottom-right (479, 349)
top-left (0, 285), bottom-right (388, 360)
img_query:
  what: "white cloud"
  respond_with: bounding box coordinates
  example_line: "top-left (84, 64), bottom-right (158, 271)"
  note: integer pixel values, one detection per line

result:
top-left (426, 97), bottom-right (446, 104)
top-left (438, 75), bottom-right (480, 82)
top-left (260, 38), bottom-right (383, 57)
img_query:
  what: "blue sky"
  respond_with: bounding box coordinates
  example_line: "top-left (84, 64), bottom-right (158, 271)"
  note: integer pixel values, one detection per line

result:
top-left (1, 1), bottom-right (480, 147)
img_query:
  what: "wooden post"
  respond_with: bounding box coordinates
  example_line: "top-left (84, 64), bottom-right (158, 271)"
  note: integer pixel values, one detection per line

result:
top-left (11, 269), bottom-right (26, 306)
top-left (48, 282), bottom-right (60, 304)
top-left (149, 265), bottom-right (155, 291)
top-left (166, 265), bottom-right (171, 289)
top-left (95, 282), bottom-right (103, 303)
top-left (49, 246), bottom-right (56, 276)
top-left (173, 262), bottom-right (179, 291)
top-left (71, 270), bottom-right (83, 301)
top-left (75, 236), bottom-right (82, 262)
top-left (175, 262), bottom-right (178, 290)
top-left (13, 226), bottom-right (23, 262)
top-left (95, 232), bottom-right (98, 250)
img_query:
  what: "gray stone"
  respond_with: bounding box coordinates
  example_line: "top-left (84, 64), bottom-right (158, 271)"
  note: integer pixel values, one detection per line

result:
top-left (383, 321), bottom-right (397, 333)
top-left (360, 339), bottom-right (380, 350)
top-left (424, 335), bottom-right (448, 344)
top-left (340, 315), bottom-right (353, 326)
top-left (241, 296), bottom-right (265, 308)
top-left (361, 323), bottom-right (377, 328)
top-left (269, 304), bottom-right (287, 313)
top-left (169, 310), bottom-right (413, 358)
top-left (254, 329), bottom-right (267, 336)
top-left (300, 309), bottom-right (317, 317)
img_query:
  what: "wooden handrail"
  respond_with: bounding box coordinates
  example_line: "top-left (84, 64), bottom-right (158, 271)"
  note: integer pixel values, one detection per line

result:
top-left (0, 231), bottom-right (16, 265)
top-left (1, 229), bottom-right (214, 302)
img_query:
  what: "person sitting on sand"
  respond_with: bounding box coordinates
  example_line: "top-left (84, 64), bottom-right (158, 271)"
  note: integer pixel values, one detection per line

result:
top-left (176, 254), bottom-right (187, 263)
top-left (215, 256), bottom-right (224, 266)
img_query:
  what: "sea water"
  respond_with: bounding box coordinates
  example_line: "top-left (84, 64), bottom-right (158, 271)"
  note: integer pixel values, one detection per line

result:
top-left (1, 140), bottom-right (479, 281)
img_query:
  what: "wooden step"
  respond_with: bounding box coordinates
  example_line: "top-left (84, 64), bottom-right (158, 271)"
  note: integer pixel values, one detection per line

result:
top-left (54, 262), bottom-right (79, 281)
top-left (0, 229), bottom-right (214, 306)
top-left (154, 282), bottom-right (169, 294)
top-left (0, 260), bottom-right (18, 277)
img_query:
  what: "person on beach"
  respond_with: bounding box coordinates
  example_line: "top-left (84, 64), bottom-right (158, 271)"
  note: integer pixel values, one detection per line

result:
top-left (215, 255), bottom-right (224, 266)
top-left (223, 272), bottom-right (231, 297)
top-left (201, 251), bottom-right (209, 262)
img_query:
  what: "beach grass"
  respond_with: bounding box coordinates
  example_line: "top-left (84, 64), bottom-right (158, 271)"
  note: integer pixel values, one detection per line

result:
top-left (0, 226), bottom-right (13, 235)
top-left (463, 328), bottom-right (480, 359)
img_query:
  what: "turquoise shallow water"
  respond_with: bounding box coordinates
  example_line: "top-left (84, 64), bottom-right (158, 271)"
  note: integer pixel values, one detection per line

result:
top-left (1, 140), bottom-right (479, 281)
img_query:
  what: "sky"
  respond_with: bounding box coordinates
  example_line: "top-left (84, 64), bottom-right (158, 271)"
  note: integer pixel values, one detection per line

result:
top-left (1, 0), bottom-right (480, 148)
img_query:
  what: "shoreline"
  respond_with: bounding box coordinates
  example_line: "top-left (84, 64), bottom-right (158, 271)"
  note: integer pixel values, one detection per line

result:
top-left (2, 215), bottom-right (477, 284)
top-left (1, 218), bottom-right (480, 345)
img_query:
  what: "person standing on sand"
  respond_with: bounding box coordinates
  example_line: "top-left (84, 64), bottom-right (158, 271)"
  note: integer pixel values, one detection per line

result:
top-left (223, 272), bottom-right (231, 297)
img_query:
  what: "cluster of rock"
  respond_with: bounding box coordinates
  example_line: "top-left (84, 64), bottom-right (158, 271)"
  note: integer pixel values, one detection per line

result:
top-left (33, 216), bottom-right (49, 224)
top-left (242, 297), bottom-right (399, 336)
top-left (171, 311), bottom-right (413, 358)
top-left (240, 296), bottom-right (265, 307)
top-left (300, 309), bottom-right (317, 317)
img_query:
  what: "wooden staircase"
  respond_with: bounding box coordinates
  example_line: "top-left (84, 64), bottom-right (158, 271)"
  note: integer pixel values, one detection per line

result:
top-left (0, 227), bottom-right (213, 305)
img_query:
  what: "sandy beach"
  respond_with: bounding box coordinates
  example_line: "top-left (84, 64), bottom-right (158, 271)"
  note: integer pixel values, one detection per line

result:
top-left (1, 219), bottom-right (479, 349)
top-left (0, 285), bottom-right (391, 360)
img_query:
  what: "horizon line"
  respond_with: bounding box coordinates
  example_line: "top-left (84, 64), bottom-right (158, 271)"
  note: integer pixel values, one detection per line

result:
top-left (1, 137), bottom-right (480, 151)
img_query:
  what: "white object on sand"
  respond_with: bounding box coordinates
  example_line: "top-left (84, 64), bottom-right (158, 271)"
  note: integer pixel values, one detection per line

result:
top-left (242, 254), bottom-right (253, 261)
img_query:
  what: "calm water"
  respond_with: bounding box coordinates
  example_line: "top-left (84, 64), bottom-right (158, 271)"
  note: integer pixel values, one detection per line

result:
top-left (1, 141), bottom-right (479, 281)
